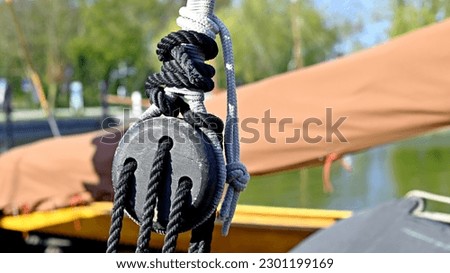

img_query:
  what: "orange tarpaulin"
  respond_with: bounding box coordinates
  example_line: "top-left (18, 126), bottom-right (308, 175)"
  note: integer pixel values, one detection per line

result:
top-left (0, 131), bottom-right (121, 214)
top-left (206, 19), bottom-right (450, 175)
top-left (1, 19), bottom-right (450, 213)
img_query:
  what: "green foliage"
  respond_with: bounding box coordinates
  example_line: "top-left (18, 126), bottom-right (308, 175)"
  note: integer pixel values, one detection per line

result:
top-left (1, 0), bottom-right (351, 108)
top-left (1, 0), bottom-right (81, 108)
top-left (389, 0), bottom-right (450, 37)
top-left (215, 0), bottom-right (342, 87)
top-left (68, 0), bottom-right (182, 101)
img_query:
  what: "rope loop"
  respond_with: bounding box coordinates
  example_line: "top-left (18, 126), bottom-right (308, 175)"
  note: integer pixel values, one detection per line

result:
top-left (106, 158), bottom-right (138, 253)
top-left (177, 5), bottom-right (219, 39)
top-left (219, 162), bottom-right (250, 236)
top-left (156, 30), bottom-right (218, 61)
top-left (145, 87), bottom-right (179, 117)
top-left (145, 30), bottom-right (220, 117)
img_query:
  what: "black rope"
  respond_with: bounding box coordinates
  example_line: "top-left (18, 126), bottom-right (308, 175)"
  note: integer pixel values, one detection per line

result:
top-left (135, 136), bottom-right (174, 253)
top-left (145, 30), bottom-right (218, 117)
top-left (162, 177), bottom-right (193, 253)
top-left (106, 158), bottom-right (137, 253)
top-left (145, 29), bottom-right (224, 140)
top-left (189, 211), bottom-right (216, 253)
top-left (107, 30), bottom-right (224, 254)
top-left (182, 110), bottom-right (224, 146)
top-left (156, 30), bottom-right (218, 62)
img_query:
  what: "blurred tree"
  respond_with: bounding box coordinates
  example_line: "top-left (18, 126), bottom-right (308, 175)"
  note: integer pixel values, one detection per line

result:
top-left (42, 0), bottom-right (81, 110)
top-left (68, 0), bottom-right (182, 105)
top-left (390, 0), bottom-right (450, 37)
top-left (0, 0), bottom-right (80, 109)
top-left (214, 0), bottom-right (347, 87)
top-left (0, 1), bottom-right (42, 108)
top-left (0, 0), bottom-right (352, 107)
top-left (289, 0), bottom-right (304, 70)
top-left (215, 0), bottom-right (232, 9)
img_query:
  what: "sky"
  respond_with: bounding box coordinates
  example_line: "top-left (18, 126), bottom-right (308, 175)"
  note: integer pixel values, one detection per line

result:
top-left (313, 0), bottom-right (392, 53)
top-left (230, 0), bottom-right (394, 54)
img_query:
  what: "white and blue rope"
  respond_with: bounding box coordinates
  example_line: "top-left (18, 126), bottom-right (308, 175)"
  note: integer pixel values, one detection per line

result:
top-left (176, 0), bottom-right (250, 236)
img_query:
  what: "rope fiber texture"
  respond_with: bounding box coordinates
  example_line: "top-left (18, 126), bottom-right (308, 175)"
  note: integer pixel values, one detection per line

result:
top-left (145, 30), bottom-right (219, 117)
top-left (108, 136), bottom-right (218, 253)
top-left (189, 209), bottom-right (216, 253)
top-left (106, 159), bottom-right (137, 253)
top-left (135, 137), bottom-right (174, 253)
top-left (107, 0), bottom-right (249, 254)
top-left (177, 0), bottom-right (250, 236)
top-left (162, 177), bottom-right (193, 253)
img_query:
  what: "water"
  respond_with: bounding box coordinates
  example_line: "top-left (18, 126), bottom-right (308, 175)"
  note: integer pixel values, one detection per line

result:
top-left (239, 129), bottom-right (450, 212)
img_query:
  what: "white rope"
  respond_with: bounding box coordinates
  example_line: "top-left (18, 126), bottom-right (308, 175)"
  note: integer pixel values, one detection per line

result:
top-left (177, 2), bottom-right (219, 39)
top-left (177, 0), bottom-right (250, 236)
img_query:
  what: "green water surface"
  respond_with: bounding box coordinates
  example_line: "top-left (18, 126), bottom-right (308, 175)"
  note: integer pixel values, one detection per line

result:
top-left (239, 129), bottom-right (450, 212)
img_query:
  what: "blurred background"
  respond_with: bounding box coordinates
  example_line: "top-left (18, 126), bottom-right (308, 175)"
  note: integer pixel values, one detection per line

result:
top-left (0, 0), bottom-right (449, 210)
top-left (2, 0), bottom-right (450, 109)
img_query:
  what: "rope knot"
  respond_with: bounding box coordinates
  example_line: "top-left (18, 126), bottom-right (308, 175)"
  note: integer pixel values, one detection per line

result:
top-left (145, 87), bottom-right (179, 117)
top-left (219, 162), bottom-right (250, 235)
top-left (226, 162), bottom-right (250, 192)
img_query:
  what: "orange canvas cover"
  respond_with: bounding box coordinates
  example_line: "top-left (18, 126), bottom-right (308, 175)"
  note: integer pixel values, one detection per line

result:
top-left (207, 19), bottom-right (450, 174)
top-left (0, 130), bottom-right (121, 214)
top-left (0, 20), bottom-right (450, 214)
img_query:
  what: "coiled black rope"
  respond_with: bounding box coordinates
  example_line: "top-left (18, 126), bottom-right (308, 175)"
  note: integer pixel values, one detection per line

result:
top-left (145, 30), bottom-right (218, 117)
top-left (156, 30), bottom-right (218, 62)
top-left (107, 30), bottom-right (224, 253)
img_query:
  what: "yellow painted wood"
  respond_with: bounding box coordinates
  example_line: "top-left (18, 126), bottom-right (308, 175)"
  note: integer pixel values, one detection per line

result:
top-left (0, 202), bottom-right (112, 231)
top-left (233, 205), bottom-right (351, 229)
top-left (0, 202), bottom-right (351, 252)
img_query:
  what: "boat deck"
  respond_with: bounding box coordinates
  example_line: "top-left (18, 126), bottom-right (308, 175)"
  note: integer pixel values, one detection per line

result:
top-left (0, 203), bottom-right (351, 252)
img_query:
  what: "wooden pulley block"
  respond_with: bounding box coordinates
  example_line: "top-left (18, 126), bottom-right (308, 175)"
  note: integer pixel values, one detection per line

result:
top-left (112, 116), bottom-right (221, 233)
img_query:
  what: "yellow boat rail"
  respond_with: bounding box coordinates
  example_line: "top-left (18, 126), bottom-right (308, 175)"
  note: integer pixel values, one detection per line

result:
top-left (0, 202), bottom-right (351, 252)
